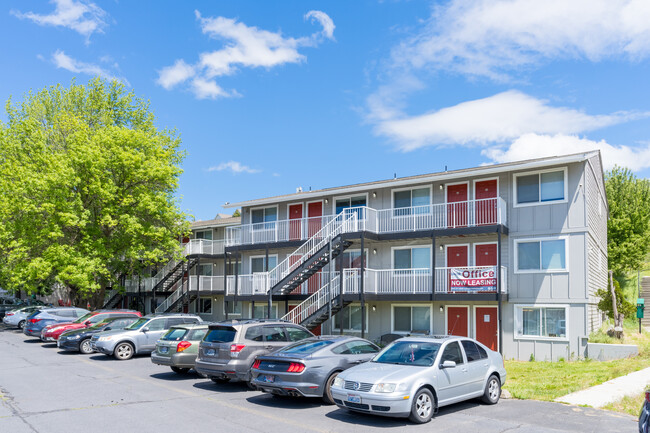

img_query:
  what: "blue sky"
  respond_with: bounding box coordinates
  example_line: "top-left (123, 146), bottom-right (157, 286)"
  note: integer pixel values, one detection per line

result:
top-left (3, 0), bottom-right (650, 221)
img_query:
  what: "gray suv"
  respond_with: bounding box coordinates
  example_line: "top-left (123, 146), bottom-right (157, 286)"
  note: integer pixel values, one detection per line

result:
top-left (90, 313), bottom-right (202, 360)
top-left (195, 319), bottom-right (313, 386)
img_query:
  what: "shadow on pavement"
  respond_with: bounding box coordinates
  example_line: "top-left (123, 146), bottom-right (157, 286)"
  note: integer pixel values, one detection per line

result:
top-left (41, 343), bottom-right (58, 349)
top-left (246, 393), bottom-right (324, 410)
top-left (150, 371), bottom-right (203, 382)
top-left (325, 408), bottom-right (411, 427)
top-left (193, 380), bottom-right (252, 394)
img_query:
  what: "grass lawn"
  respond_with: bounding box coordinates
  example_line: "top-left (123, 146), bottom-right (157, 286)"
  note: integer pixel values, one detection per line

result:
top-left (602, 392), bottom-right (645, 417)
top-left (502, 318), bottom-right (650, 402)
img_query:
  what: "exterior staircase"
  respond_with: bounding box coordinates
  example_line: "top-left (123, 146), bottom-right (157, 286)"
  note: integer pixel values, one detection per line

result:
top-left (102, 288), bottom-right (123, 309)
top-left (155, 281), bottom-right (197, 313)
top-left (641, 277), bottom-right (650, 327)
top-left (153, 256), bottom-right (200, 294)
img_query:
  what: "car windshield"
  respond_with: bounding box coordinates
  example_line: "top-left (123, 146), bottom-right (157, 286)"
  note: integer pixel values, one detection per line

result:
top-left (204, 326), bottom-right (236, 343)
top-left (74, 312), bottom-right (94, 324)
top-left (161, 328), bottom-right (188, 341)
top-left (373, 341), bottom-right (441, 367)
top-left (88, 319), bottom-right (114, 330)
top-left (125, 318), bottom-right (149, 330)
top-left (279, 339), bottom-right (334, 355)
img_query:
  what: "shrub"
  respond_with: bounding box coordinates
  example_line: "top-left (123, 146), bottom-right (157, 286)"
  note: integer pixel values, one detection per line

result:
top-left (596, 278), bottom-right (636, 319)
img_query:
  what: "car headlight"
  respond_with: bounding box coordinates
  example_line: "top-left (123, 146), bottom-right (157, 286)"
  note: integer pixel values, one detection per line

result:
top-left (333, 377), bottom-right (345, 388)
top-left (69, 334), bottom-right (81, 340)
top-left (98, 336), bottom-right (113, 342)
top-left (374, 383), bottom-right (397, 393)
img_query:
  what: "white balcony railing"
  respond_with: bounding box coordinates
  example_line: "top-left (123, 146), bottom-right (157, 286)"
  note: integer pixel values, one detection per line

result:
top-left (343, 266), bottom-right (507, 295)
top-left (188, 275), bottom-right (225, 292)
top-left (226, 198), bottom-right (506, 247)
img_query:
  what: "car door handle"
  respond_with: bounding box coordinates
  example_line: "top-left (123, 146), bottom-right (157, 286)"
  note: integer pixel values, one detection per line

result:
top-left (352, 360), bottom-right (365, 364)
top-left (264, 345), bottom-right (273, 350)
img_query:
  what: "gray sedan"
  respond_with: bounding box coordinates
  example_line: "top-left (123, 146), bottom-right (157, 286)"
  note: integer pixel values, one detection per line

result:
top-left (251, 335), bottom-right (379, 404)
top-left (329, 336), bottom-right (506, 424)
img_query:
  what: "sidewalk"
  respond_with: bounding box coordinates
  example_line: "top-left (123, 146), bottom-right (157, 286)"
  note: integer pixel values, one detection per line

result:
top-left (555, 366), bottom-right (650, 407)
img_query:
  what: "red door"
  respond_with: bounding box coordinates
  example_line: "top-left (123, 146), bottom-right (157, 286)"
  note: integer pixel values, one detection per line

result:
top-left (447, 184), bottom-right (468, 227)
top-left (475, 180), bottom-right (497, 225)
top-left (289, 204), bottom-right (303, 241)
top-left (307, 202), bottom-right (323, 237)
top-left (475, 307), bottom-right (498, 350)
top-left (447, 245), bottom-right (468, 293)
top-left (475, 243), bottom-right (498, 292)
top-left (447, 306), bottom-right (468, 337)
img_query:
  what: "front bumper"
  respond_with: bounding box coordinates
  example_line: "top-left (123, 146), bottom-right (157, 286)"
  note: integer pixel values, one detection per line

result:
top-left (330, 388), bottom-right (412, 418)
top-left (195, 358), bottom-right (249, 381)
top-left (151, 352), bottom-right (197, 369)
top-left (91, 340), bottom-right (116, 355)
top-left (57, 338), bottom-right (81, 351)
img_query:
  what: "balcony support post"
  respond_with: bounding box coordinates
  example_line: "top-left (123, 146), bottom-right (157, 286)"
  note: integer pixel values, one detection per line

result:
top-left (196, 256), bottom-right (201, 313)
top-left (234, 250), bottom-right (239, 306)
top-left (266, 247), bottom-right (272, 319)
top-left (225, 254), bottom-right (229, 320)
top-left (431, 235), bottom-right (436, 303)
top-left (328, 238), bottom-right (332, 334)
top-left (497, 227), bottom-right (503, 355)
top-left (338, 254), bottom-right (344, 335)
top-left (361, 233), bottom-right (366, 339)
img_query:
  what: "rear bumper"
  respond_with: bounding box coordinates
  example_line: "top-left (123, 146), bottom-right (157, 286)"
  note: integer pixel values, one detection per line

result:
top-left (195, 358), bottom-right (249, 381)
top-left (251, 373), bottom-right (322, 398)
top-left (151, 352), bottom-right (197, 369)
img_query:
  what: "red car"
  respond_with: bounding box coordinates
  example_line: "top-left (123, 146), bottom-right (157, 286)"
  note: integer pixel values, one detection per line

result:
top-left (41, 310), bottom-right (142, 342)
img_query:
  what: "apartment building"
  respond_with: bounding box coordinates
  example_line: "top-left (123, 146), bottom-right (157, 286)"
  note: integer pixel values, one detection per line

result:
top-left (111, 151), bottom-right (607, 361)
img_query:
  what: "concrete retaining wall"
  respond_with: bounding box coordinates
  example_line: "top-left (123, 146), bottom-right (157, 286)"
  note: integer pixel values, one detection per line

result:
top-left (587, 343), bottom-right (638, 361)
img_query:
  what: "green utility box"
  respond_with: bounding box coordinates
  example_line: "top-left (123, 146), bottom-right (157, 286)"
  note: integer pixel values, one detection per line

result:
top-left (637, 298), bottom-right (645, 319)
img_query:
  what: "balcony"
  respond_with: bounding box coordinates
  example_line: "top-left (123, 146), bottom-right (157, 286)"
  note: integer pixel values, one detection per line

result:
top-left (226, 266), bottom-right (506, 297)
top-left (225, 198), bottom-right (507, 247)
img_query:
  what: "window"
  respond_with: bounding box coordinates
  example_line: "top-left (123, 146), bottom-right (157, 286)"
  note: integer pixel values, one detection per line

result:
top-left (161, 328), bottom-right (188, 341)
top-left (263, 326), bottom-right (286, 342)
top-left (334, 305), bottom-right (363, 331)
top-left (393, 187), bottom-right (430, 216)
top-left (195, 230), bottom-right (213, 240)
top-left (189, 329), bottom-right (207, 340)
top-left (147, 319), bottom-right (166, 331)
top-left (392, 305), bottom-right (431, 334)
top-left (251, 207), bottom-right (277, 224)
top-left (461, 340), bottom-right (483, 362)
top-left (198, 298), bottom-right (212, 314)
top-left (205, 326), bottom-right (237, 343)
top-left (252, 303), bottom-right (278, 319)
top-left (332, 340), bottom-right (379, 355)
top-left (515, 169), bottom-right (565, 205)
top-left (335, 196), bottom-right (366, 214)
top-left (198, 264), bottom-right (213, 276)
top-left (515, 306), bottom-right (567, 339)
top-left (250, 256), bottom-right (278, 273)
top-left (286, 327), bottom-right (313, 342)
top-left (224, 301), bottom-right (242, 315)
top-left (394, 247), bottom-right (430, 270)
top-left (245, 326), bottom-right (264, 341)
top-left (441, 342), bottom-right (464, 364)
top-left (517, 238), bottom-right (566, 272)
top-left (226, 260), bottom-right (241, 276)
top-left (165, 318), bottom-right (185, 328)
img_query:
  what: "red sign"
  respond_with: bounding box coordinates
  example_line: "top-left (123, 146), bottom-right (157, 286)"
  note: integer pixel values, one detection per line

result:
top-left (450, 268), bottom-right (497, 291)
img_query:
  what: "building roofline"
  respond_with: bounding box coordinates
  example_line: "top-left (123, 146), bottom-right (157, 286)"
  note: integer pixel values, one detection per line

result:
top-left (190, 216), bottom-right (241, 229)
top-left (224, 151), bottom-right (600, 209)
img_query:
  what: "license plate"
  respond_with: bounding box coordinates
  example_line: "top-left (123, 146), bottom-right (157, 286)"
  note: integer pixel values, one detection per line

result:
top-left (259, 375), bottom-right (275, 383)
top-left (160, 347), bottom-right (169, 354)
top-left (347, 394), bottom-right (361, 403)
top-left (205, 348), bottom-right (216, 356)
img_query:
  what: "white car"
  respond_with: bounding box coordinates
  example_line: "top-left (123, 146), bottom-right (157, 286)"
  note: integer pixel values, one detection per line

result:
top-left (330, 336), bottom-right (506, 423)
top-left (2, 306), bottom-right (44, 329)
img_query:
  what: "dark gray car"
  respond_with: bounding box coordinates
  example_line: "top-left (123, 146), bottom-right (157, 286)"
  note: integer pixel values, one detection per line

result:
top-left (195, 319), bottom-right (314, 386)
top-left (251, 335), bottom-right (379, 404)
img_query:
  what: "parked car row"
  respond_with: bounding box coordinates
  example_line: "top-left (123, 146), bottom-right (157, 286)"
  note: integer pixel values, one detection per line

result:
top-left (4, 307), bottom-right (507, 424)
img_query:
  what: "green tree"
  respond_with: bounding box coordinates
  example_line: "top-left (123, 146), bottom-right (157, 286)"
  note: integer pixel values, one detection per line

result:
top-left (596, 278), bottom-right (636, 320)
top-left (232, 209), bottom-right (241, 217)
top-left (606, 166), bottom-right (650, 276)
top-left (0, 78), bottom-right (189, 305)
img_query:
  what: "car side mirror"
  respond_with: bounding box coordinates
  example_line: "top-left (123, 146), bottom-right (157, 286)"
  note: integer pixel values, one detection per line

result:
top-left (142, 327), bottom-right (149, 333)
top-left (104, 327), bottom-right (112, 331)
top-left (84, 321), bottom-right (91, 326)
top-left (440, 360), bottom-right (456, 369)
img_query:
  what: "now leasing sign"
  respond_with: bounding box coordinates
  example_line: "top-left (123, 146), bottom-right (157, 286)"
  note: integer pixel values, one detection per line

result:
top-left (450, 269), bottom-right (497, 291)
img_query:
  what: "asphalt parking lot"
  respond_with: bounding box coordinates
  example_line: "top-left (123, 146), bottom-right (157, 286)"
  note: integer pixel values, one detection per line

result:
top-left (0, 326), bottom-right (637, 433)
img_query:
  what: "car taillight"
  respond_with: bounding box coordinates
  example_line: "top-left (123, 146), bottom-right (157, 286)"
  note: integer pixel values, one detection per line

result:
top-left (230, 344), bottom-right (245, 358)
top-left (30, 318), bottom-right (41, 324)
top-left (6, 313), bottom-right (14, 316)
top-left (177, 341), bottom-right (192, 353)
top-left (252, 359), bottom-right (261, 369)
top-left (287, 362), bottom-right (305, 373)
top-left (646, 391), bottom-right (650, 403)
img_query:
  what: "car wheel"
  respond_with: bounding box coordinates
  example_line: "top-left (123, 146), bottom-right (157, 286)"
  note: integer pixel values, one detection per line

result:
top-left (79, 338), bottom-right (93, 354)
top-left (210, 377), bottom-right (230, 384)
top-left (322, 372), bottom-right (339, 405)
top-left (408, 388), bottom-right (434, 424)
top-left (18, 320), bottom-right (25, 330)
top-left (481, 375), bottom-right (501, 405)
top-left (171, 367), bottom-right (190, 374)
top-left (114, 342), bottom-right (134, 360)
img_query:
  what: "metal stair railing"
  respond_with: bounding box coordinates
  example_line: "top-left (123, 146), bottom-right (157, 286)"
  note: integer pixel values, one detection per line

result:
top-left (155, 283), bottom-right (185, 313)
top-left (151, 239), bottom-right (225, 291)
top-left (281, 271), bottom-right (340, 325)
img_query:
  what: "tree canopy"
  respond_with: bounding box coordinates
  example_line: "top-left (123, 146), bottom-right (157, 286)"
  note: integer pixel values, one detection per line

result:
top-left (605, 166), bottom-right (650, 276)
top-left (0, 78), bottom-right (189, 301)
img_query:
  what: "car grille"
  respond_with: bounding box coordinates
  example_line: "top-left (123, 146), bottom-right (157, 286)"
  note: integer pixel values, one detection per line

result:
top-left (344, 402), bottom-right (369, 410)
top-left (371, 405), bottom-right (390, 412)
top-left (344, 381), bottom-right (373, 392)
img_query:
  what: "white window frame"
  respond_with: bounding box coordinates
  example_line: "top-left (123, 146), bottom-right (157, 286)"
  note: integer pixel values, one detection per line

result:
top-left (444, 305), bottom-right (470, 337)
top-left (391, 185), bottom-right (432, 213)
top-left (249, 302), bottom-right (279, 319)
top-left (249, 205), bottom-right (279, 224)
top-left (514, 304), bottom-right (569, 342)
top-left (194, 229), bottom-right (213, 240)
top-left (249, 254), bottom-right (279, 273)
top-left (224, 300), bottom-right (243, 316)
top-left (472, 177), bottom-right (500, 201)
top-left (514, 236), bottom-right (568, 274)
top-left (198, 297), bottom-right (212, 314)
top-left (391, 245), bottom-right (432, 270)
top-left (472, 305), bottom-right (500, 351)
top-left (333, 303), bottom-right (370, 332)
top-left (331, 193), bottom-right (369, 215)
top-left (513, 167), bottom-right (568, 208)
top-left (391, 303), bottom-right (433, 335)
top-left (197, 263), bottom-right (213, 276)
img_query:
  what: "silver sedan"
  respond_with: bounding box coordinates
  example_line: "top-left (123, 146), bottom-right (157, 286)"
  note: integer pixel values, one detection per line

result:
top-left (330, 336), bottom-right (506, 423)
top-left (251, 335), bottom-right (380, 404)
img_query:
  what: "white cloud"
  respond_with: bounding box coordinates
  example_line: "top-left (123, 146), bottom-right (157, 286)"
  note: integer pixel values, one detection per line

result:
top-left (394, 0), bottom-right (650, 80)
top-left (208, 161), bottom-right (260, 174)
top-left (157, 10), bottom-right (334, 99)
top-left (377, 90), bottom-right (646, 151)
top-left (12, 0), bottom-right (107, 42)
top-left (52, 50), bottom-right (129, 85)
top-left (483, 134), bottom-right (650, 171)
